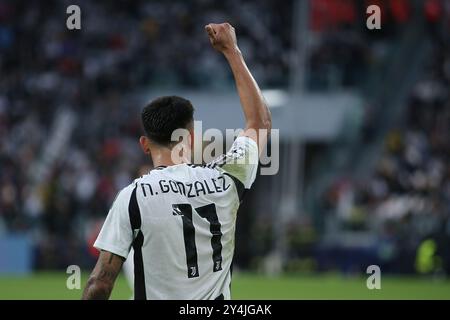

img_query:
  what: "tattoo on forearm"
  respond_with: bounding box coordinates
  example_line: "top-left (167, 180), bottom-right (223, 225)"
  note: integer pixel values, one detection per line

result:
top-left (98, 269), bottom-right (116, 282)
top-left (81, 277), bottom-right (112, 300)
top-left (82, 251), bottom-right (124, 300)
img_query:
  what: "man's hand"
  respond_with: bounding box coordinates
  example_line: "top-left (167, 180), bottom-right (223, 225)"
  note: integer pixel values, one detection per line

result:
top-left (205, 23), bottom-right (239, 54)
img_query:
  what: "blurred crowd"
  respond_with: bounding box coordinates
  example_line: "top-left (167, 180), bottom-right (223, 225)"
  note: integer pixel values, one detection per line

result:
top-left (0, 0), bottom-right (294, 268)
top-left (307, 0), bottom-right (449, 90)
top-left (324, 40), bottom-right (450, 275)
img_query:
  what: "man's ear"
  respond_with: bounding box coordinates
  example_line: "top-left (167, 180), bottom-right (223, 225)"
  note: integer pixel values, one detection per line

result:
top-left (139, 136), bottom-right (151, 155)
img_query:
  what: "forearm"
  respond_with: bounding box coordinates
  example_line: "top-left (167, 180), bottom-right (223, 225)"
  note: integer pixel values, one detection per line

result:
top-left (81, 250), bottom-right (123, 300)
top-left (224, 48), bottom-right (272, 132)
top-left (81, 276), bottom-right (113, 300)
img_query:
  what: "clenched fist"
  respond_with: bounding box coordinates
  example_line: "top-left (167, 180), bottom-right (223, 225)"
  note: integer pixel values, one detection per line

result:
top-left (205, 23), bottom-right (239, 54)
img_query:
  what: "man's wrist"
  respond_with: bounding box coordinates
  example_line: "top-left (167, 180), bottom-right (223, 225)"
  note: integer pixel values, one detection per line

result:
top-left (223, 46), bottom-right (242, 60)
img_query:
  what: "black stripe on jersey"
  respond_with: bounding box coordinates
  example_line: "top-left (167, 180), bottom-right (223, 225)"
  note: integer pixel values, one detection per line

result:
top-left (129, 185), bottom-right (147, 300)
top-left (196, 203), bottom-right (223, 273)
top-left (176, 204), bottom-right (200, 278)
top-left (129, 185), bottom-right (141, 229)
top-left (223, 173), bottom-right (246, 202)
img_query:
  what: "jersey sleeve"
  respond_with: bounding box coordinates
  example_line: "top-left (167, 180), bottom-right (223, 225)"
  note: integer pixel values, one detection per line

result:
top-left (93, 185), bottom-right (134, 259)
top-left (209, 136), bottom-right (259, 189)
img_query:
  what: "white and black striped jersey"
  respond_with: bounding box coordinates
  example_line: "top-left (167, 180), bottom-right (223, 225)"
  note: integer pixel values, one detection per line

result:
top-left (94, 136), bottom-right (258, 300)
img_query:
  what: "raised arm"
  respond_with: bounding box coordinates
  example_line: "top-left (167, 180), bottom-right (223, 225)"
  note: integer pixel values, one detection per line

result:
top-left (205, 23), bottom-right (272, 154)
top-left (82, 250), bottom-right (124, 300)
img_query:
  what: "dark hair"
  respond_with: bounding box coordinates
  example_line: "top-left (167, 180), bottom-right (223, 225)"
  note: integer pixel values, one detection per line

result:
top-left (141, 96), bottom-right (194, 146)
